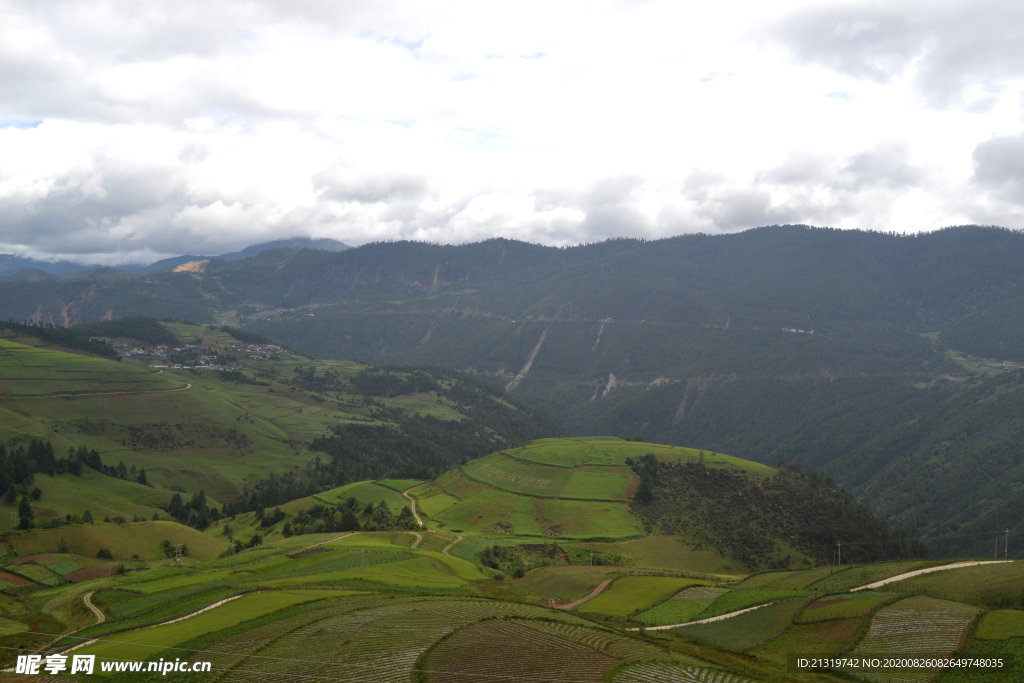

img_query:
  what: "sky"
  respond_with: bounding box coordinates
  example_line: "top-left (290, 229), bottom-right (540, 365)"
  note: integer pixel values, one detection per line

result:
top-left (2, 0), bottom-right (1024, 265)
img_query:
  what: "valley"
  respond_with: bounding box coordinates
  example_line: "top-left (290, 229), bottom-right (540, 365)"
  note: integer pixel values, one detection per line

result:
top-left (1, 227), bottom-right (1024, 681)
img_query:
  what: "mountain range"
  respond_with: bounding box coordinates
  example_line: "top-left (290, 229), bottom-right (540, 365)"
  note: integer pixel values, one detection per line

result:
top-left (0, 237), bottom-right (349, 280)
top-left (2, 224), bottom-right (1023, 554)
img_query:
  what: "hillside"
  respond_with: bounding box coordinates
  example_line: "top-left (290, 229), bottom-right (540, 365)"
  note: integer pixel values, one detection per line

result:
top-left (414, 437), bottom-right (913, 571)
top-left (0, 321), bottom-right (553, 521)
top-left (2, 226), bottom-right (1024, 552)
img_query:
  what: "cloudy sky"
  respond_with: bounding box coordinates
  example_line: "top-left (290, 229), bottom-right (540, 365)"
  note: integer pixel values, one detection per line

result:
top-left (2, 0), bottom-right (1024, 264)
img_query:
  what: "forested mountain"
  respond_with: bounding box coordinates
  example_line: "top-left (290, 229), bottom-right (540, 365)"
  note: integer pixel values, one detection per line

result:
top-left (4, 224), bottom-right (1024, 553)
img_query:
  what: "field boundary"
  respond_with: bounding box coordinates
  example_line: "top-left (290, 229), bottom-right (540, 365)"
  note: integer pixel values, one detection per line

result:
top-left (558, 578), bottom-right (613, 610)
top-left (849, 560), bottom-right (1013, 592)
top-left (628, 601), bottom-right (777, 631)
top-left (0, 383), bottom-right (192, 400)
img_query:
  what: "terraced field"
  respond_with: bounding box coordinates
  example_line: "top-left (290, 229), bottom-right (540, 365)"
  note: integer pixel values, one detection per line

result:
top-left (0, 338), bottom-right (182, 396)
top-left (637, 586), bottom-right (728, 625)
top-left (849, 596), bottom-right (980, 681)
top-left (580, 576), bottom-right (707, 617)
top-left (853, 596), bottom-right (980, 655)
top-left (611, 661), bottom-right (754, 683)
top-left (674, 597), bottom-right (811, 651)
top-left (796, 593), bottom-right (890, 623)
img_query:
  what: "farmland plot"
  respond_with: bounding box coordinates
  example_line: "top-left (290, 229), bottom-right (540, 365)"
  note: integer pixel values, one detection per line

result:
top-left (638, 586), bottom-right (727, 626)
top-left (420, 619), bottom-right (620, 683)
top-left (611, 661), bottom-right (754, 683)
top-left (221, 597), bottom-right (585, 683)
top-left (850, 596), bottom-right (980, 682)
top-left (854, 597), bottom-right (979, 655)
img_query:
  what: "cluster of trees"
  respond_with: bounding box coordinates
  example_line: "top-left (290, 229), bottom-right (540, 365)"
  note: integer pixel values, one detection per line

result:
top-left (626, 455), bottom-right (928, 569)
top-left (282, 497), bottom-right (416, 537)
top-left (1, 321), bottom-right (119, 358)
top-left (71, 317), bottom-right (180, 345)
top-left (166, 490), bottom-right (221, 530)
top-left (292, 366), bottom-right (343, 393)
top-left (480, 542), bottom-right (563, 579)
top-left (0, 442), bottom-right (126, 499)
top-left (119, 423), bottom-right (250, 452)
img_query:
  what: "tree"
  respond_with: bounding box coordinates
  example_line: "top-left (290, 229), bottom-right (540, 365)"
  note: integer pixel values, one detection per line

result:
top-left (57, 536), bottom-right (69, 553)
top-left (137, 468), bottom-right (148, 486)
top-left (82, 510), bottom-right (94, 524)
top-left (97, 548), bottom-right (113, 559)
top-left (248, 533), bottom-right (262, 548)
top-left (340, 509), bottom-right (360, 531)
top-left (17, 497), bottom-right (33, 530)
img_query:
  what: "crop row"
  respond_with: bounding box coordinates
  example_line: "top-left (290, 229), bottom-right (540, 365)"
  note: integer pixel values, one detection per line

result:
top-left (612, 662), bottom-right (754, 683)
top-left (422, 619), bottom-right (618, 683)
top-left (513, 619), bottom-right (670, 662)
top-left (854, 596), bottom-right (980, 656)
top-left (223, 598), bottom-right (574, 682)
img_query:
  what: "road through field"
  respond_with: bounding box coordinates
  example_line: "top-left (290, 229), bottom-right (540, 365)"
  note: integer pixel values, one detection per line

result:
top-left (302, 531), bottom-right (359, 551)
top-left (850, 560), bottom-right (1013, 592)
top-left (558, 579), bottom-right (613, 611)
top-left (403, 484), bottom-right (425, 527)
top-left (83, 592), bottom-right (104, 625)
top-left (442, 535), bottom-right (462, 555)
top-left (407, 531), bottom-right (423, 549)
top-left (627, 602), bottom-right (777, 631)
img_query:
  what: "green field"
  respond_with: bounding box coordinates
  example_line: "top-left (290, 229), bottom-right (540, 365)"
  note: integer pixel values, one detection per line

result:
top-left (0, 338), bottom-right (182, 396)
top-left (887, 561), bottom-right (1024, 604)
top-left (579, 576), bottom-right (708, 617)
top-left (975, 610), bottom-right (1024, 639)
top-left (560, 470), bottom-right (636, 500)
top-left (696, 589), bottom-right (812, 620)
top-left (508, 438), bottom-right (774, 476)
top-left (77, 589), bottom-right (348, 671)
top-left (806, 559), bottom-right (939, 593)
top-left (6, 521), bottom-right (229, 561)
top-left (796, 594), bottom-right (889, 623)
top-left (376, 479), bottom-right (422, 492)
top-left (637, 586), bottom-right (727, 625)
top-left (462, 453), bottom-right (572, 497)
top-left (751, 616), bottom-right (863, 665)
top-left (673, 597), bottom-right (811, 651)
top-left (853, 596), bottom-right (980, 656)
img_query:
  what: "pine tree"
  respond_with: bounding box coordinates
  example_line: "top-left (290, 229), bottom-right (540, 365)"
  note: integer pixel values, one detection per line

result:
top-left (17, 497), bottom-right (33, 530)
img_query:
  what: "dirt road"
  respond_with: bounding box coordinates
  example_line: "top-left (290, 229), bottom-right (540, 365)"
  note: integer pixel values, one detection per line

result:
top-left (628, 602), bottom-right (776, 631)
top-left (83, 592), bottom-right (104, 625)
top-left (851, 560), bottom-right (1013, 592)
top-left (407, 531), bottom-right (423, 549)
top-left (557, 579), bottom-right (613, 611)
top-left (442, 535), bottom-right (462, 555)
top-left (403, 485), bottom-right (425, 527)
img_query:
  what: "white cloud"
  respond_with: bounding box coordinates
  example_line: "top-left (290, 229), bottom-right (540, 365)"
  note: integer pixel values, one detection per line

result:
top-left (0, 0), bottom-right (1022, 264)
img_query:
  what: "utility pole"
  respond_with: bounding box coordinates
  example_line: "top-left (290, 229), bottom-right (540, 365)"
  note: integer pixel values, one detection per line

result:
top-left (173, 544), bottom-right (183, 566)
top-left (361, 548), bottom-right (365, 573)
top-left (996, 534), bottom-right (999, 559)
top-left (837, 541), bottom-right (841, 570)
top-left (1006, 529), bottom-right (1011, 559)
top-left (590, 551), bottom-right (593, 578)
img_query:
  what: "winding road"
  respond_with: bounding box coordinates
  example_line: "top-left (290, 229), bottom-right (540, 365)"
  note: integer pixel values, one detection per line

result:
top-left (83, 592), bottom-right (105, 625)
top-left (442, 535), bottom-right (462, 555)
top-left (557, 578), bottom-right (613, 611)
top-left (402, 484), bottom-right (425, 527)
top-left (407, 531), bottom-right (423, 549)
